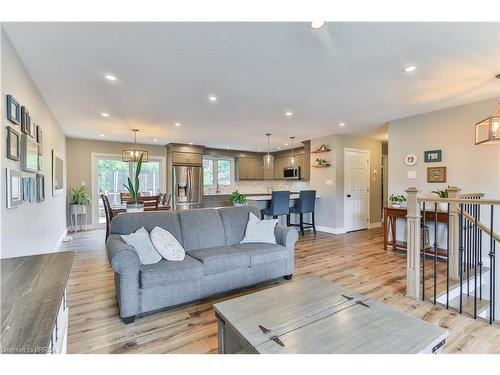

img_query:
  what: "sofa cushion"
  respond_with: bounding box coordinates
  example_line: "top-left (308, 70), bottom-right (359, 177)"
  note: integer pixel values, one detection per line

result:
top-left (121, 227), bottom-right (162, 265)
top-left (231, 243), bottom-right (289, 266)
top-left (188, 246), bottom-right (250, 275)
top-left (140, 255), bottom-right (203, 288)
top-left (178, 209), bottom-right (226, 251)
top-left (218, 206), bottom-right (262, 245)
top-left (110, 211), bottom-right (184, 246)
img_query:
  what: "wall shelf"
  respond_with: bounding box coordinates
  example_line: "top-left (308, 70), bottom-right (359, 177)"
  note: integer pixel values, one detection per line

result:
top-left (311, 149), bottom-right (331, 154)
top-left (311, 164), bottom-right (331, 168)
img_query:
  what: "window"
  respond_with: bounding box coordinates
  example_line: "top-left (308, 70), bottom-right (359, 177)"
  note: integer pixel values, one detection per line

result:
top-left (203, 157), bottom-right (232, 187)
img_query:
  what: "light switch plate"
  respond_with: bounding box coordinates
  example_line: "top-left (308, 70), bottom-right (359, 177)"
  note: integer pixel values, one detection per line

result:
top-left (407, 171), bottom-right (416, 179)
top-left (325, 179), bottom-right (333, 186)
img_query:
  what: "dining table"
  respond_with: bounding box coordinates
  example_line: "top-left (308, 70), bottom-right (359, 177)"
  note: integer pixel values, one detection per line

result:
top-left (110, 204), bottom-right (171, 217)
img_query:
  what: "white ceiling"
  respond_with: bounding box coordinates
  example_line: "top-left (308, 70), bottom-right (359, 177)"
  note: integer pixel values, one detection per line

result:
top-left (4, 22), bottom-right (500, 151)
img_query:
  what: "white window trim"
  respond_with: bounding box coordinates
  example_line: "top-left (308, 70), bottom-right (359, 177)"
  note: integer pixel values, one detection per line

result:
top-left (203, 156), bottom-right (235, 192)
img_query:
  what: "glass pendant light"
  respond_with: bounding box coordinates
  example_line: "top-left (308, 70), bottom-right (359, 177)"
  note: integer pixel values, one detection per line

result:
top-left (288, 136), bottom-right (296, 166)
top-left (263, 133), bottom-right (274, 169)
top-left (122, 129), bottom-right (149, 162)
top-left (475, 103), bottom-right (500, 145)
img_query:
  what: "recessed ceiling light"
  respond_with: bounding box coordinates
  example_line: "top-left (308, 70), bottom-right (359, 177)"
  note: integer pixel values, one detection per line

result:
top-left (101, 112), bottom-right (110, 117)
top-left (339, 122), bottom-right (345, 127)
top-left (189, 142), bottom-right (194, 145)
top-left (174, 122), bottom-right (181, 127)
top-left (100, 134), bottom-right (104, 137)
top-left (153, 138), bottom-right (158, 142)
top-left (285, 111), bottom-right (293, 117)
top-left (278, 147), bottom-right (282, 150)
top-left (226, 146), bottom-right (230, 149)
top-left (257, 149), bottom-right (261, 152)
top-left (310, 21), bottom-right (325, 30)
top-left (104, 74), bottom-right (118, 81)
top-left (285, 143), bottom-right (289, 146)
top-left (403, 66), bottom-right (417, 73)
top-left (208, 95), bottom-right (217, 102)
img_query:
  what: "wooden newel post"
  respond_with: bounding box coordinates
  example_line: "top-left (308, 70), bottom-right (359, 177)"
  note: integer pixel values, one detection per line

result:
top-left (406, 187), bottom-right (420, 300)
top-left (446, 186), bottom-right (461, 281)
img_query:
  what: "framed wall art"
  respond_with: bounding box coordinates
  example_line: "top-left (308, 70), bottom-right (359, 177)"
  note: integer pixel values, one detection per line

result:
top-left (7, 95), bottom-right (21, 125)
top-left (404, 154), bottom-right (418, 166)
top-left (36, 125), bottom-right (43, 154)
top-left (22, 177), bottom-right (31, 202)
top-left (424, 150), bottom-right (442, 163)
top-left (36, 173), bottom-right (45, 202)
top-left (20, 134), bottom-right (39, 173)
top-left (427, 166), bottom-right (447, 183)
top-left (21, 106), bottom-right (29, 135)
top-left (6, 126), bottom-right (20, 161)
top-left (6, 168), bottom-right (22, 208)
top-left (52, 150), bottom-right (64, 196)
top-left (29, 120), bottom-right (37, 138)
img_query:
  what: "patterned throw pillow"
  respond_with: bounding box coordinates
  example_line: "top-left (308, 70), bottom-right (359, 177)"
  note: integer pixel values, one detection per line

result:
top-left (150, 226), bottom-right (186, 261)
top-left (240, 212), bottom-right (278, 244)
top-left (121, 227), bottom-right (162, 265)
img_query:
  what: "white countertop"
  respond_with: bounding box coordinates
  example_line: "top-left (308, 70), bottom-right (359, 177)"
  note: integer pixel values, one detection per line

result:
top-left (246, 193), bottom-right (320, 201)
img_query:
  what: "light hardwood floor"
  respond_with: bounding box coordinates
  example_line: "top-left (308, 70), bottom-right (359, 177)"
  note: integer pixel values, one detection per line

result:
top-left (62, 228), bottom-right (500, 353)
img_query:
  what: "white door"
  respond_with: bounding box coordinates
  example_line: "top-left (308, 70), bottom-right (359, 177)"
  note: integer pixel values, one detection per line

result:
top-left (344, 148), bottom-right (370, 232)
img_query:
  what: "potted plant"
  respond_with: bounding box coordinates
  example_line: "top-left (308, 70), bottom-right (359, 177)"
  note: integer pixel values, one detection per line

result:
top-left (432, 189), bottom-right (449, 211)
top-left (124, 153), bottom-right (144, 213)
top-left (389, 194), bottom-right (407, 208)
top-left (230, 190), bottom-right (247, 206)
top-left (70, 185), bottom-right (91, 215)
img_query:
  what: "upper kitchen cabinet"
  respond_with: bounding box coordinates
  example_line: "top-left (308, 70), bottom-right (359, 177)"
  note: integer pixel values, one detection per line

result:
top-left (171, 152), bottom-right (203, 166)
top-left (235, 157), bottom-right (264, 180)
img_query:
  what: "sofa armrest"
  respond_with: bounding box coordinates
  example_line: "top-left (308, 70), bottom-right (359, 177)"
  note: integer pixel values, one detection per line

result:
top-left (274, 226), bottom-right (299, 249)
top-left (106, 234), bottom-right (141, 274)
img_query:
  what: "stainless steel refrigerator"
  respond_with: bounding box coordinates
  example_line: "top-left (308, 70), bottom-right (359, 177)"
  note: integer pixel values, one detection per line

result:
top-left (172, 165), bottom-right (203, 210)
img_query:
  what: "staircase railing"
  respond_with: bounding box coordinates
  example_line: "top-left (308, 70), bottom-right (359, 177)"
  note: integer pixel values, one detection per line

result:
top-left (406, 187), bottom-right (499, 324)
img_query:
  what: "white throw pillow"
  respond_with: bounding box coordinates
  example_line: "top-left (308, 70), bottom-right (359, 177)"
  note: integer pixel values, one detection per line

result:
top-left (150, 226), bottom-right (186, 261)
top-left (240, 212), bottom-right (278, 244)
top-left (121, 227), bottom-right (162, 265)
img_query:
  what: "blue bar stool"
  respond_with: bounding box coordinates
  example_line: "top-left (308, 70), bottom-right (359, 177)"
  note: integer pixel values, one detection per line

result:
top-left (260, 191), bottom-right (291, 223)
top-left (289, 190), bottom-right (316, 235)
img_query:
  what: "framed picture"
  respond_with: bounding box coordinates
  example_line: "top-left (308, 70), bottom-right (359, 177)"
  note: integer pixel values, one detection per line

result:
top-left (424, 150), bottom-right (442, 163)
top-left (22, 177), bottom-right (31, 202)
top-left (29, 119), bottom-right (37, 138)
top-left (7, 95), bottom-right (21, 125)
top-left (20, 134), bottom-right (39, 173)
top-left (36, 174), bottom-right (45, 202)
top-left (30, 178), bottom-right (37, 202)
top-left (427, 166), bottom-right (447, 183)
top-left (38, 153), bottom-right (43, 171)
top-left (6, 126), bottom-right (20, 161)
top-left (404, 154), bottom-right (418, 166)
top-left (52, 150), bottom-right (64, 196)
top-left (6, 168), bottom-right (22, 208)
top-left (21, 106), bottom-right (29, 135)
top-left (36, 125), bottom-right (43, 154)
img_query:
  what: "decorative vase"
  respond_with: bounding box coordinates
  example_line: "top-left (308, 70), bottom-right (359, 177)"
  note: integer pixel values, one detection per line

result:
top-left (126, 201), bottom-right (144, 213)
top-left (233, 202), bottom-right (245, 207)
top-left (70, 204), bottom-right (87, 215)
top-left (391, 203), bottom-right (401, 208)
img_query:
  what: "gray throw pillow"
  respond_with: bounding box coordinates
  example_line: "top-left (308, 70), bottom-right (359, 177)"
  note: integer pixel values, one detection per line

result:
top-left (240, 212), bottom-right (278, 244)
top-left (121, 227), bottom-right (162, 265)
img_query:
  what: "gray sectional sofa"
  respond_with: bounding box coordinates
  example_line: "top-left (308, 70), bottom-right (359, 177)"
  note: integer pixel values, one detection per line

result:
top-left (105, 206), bottom-right (298, 323)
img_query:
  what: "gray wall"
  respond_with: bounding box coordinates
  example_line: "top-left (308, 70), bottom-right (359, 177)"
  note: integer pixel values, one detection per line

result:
top-left (1, 29), bottom-right (67, 258)
top-left (310, 134), bottom-right (382, 232)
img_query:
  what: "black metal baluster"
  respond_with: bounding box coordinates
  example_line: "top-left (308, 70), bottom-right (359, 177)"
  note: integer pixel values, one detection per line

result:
top-left (459, 204), bottom-right (464, 314)
top-left (446, 202), bottom-right (450, 309)
top-left (466, 204), bottom-right (470, 296)
top-left (433, 202), bottom-right (438, 304)
top-left (479, 204), bottom-right (483, 300)
top-left (422, 202), bottom-right (426, 301)
top-left (474, 203), bottom-right (478, 318)
top-left (489, 205), bottom-right (494, 324)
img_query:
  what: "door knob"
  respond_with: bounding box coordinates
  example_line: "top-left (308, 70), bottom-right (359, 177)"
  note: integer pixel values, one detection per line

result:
top-left (346, 194), bottom-right (352, 198)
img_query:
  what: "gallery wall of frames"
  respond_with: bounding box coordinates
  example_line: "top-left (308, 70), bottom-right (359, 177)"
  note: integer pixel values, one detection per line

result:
top-left (5, 94), bottom-right (46, 208)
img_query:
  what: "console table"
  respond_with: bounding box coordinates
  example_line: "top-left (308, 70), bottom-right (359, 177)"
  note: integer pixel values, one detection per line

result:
top-left (384, 206), bottom-right (449, 257)
top-left (1, 251), bottom-right (74, 354)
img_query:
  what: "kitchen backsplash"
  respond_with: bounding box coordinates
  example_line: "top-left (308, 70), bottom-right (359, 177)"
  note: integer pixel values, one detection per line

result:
top-left (204, 180), bottom-right (312, 195)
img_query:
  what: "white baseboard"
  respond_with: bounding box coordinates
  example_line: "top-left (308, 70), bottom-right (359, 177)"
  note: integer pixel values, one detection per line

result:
top-left (368, 222), bottom-right (382, 229)
top-left (316, 225), bottom-right (346, 235)
top-left (54, 228), bottom-right (69, 252)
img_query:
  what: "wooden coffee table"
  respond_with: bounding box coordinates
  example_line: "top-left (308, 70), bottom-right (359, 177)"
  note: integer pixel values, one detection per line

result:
top-left (214, 277), bottom-right (448, 354)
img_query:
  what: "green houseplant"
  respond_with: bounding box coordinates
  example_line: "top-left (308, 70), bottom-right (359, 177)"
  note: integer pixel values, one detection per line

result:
top-left (389, 194), bottom-right (407, 208)
top-left (432, 188), bottom-right (449, 211)
top-left (230, 190), bottom-right (247, 206)
top-left (69, 185), bottom-right (91, 231)
top-left (123, 153), bottom-right (144, 212)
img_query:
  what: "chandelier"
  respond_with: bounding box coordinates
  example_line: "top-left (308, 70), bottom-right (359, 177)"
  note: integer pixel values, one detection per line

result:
top-left (122, 129), bottom-right (149, 162)
top-left (475, 74), bottom-right (500, 145)
top-left (263, 133), bottom-right (274, 169)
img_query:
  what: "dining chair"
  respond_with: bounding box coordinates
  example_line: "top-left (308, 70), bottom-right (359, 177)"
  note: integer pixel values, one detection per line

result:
top-left (260, 191), bottom-right (291, 223)
top-left (101, 194), bottom-right (113, 240)
top-left (142, 195), bottom-right (160, 210)
top-left (289, 190), bottom-right (316, 235)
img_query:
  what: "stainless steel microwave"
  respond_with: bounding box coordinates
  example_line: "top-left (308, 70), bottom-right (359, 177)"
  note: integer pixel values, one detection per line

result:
top-left (283, 166), bottom-right (300, 179)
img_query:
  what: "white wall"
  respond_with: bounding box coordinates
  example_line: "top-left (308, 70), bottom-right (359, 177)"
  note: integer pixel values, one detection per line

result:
top-left (1, 28), bottom-right (67, 258)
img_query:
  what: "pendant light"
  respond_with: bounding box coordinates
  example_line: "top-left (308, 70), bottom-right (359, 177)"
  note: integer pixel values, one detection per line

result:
top-left (263, 133), bottom-right (274, 169)
top-left (288, 136), bottom-right (296, 166)
top-left (122, 129), bottom-right (149, 162)
top-left (475, 74), bottom-right (500, 145)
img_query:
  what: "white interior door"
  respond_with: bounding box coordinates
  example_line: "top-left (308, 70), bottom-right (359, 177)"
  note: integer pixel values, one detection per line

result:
top-left (344, 148), bottom-right (370, 232)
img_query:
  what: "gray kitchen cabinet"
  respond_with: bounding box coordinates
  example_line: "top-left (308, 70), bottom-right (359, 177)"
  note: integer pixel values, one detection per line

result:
top-left (172, 152), bottom-right (203, 166)
top-left (236, 157), bottom-right (264, 180)
top-left (273, 156), bottom-right (288, 179)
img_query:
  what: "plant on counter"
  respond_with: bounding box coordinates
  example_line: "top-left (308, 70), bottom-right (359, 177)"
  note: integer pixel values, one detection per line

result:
top-left (389, 194), bottom-right (407, 208)
top-left (230, 190), bottom-right (247, 206)
top-left (123, 154), bottom-right (144, 212)
top-left (431, 189), bottom-right (449, 198)
top-left (70, 185), bottom-right (91, 205)
top-left (315, 158), bottom-right (330, 166)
